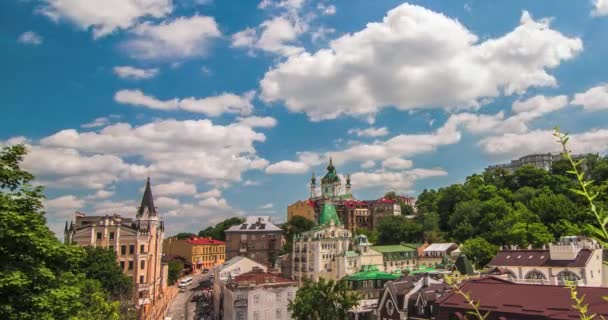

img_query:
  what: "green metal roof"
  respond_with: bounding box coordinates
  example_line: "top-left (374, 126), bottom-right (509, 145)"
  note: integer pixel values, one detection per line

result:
top-left (345, 265), bottom-right (399, 281)
top-left (319, 203), bottom-right (341, 226)
top-left (371, 244), bottom-right (417, 253)
top-left (409, 267), bottom-right (437, 275)
top-left (321, 158), bottom-right (340, 184)
top-left (344, 251), bottom-right (358, 257)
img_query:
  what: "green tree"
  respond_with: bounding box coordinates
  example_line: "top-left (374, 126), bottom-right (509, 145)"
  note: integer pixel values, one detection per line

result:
top-left (289, 278), bottom-right (358, 320)
top-left (377, 216), bottom-right (423, 244)
top-left (283, 216), bottom-right (315, 253)
top-left (355, 227), bottom-right (378, 244)
top-left (168, 260), bottom-right (184, 285)
top-left (175, 232), bottom-right (195, 240)
top-left (508, 222), bottom-right (554, 248)
top-left (461, 237), bottom-right (498, 268)
top-left (0, 145), bottom-right (120, 320)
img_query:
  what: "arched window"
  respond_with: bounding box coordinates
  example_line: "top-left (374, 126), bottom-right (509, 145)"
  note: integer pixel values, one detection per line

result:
top-left (504, 269), bottom-right (517, 280)
top-left (525, 270), bottom-right (547, 280)
top-left (557, 270), bottom-right (580, 282)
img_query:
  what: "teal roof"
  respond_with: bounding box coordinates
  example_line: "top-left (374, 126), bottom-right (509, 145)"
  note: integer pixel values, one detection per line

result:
top-left (344, 251), bottom-right (358, 257)
top-left (321, 158), bottom-right (340, 184)
top-left (345, 265), bottom-right (399, 281)
top-left (409, 266), bottom-right (437, 275)
top-left (371, 244), bottom-right (417, 253)
top-left (319, 203), bottom-right (341, 226)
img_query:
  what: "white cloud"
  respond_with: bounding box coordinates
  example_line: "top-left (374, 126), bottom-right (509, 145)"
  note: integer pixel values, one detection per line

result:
top-left (479, 128), bottom-right (608, 159)
top-left (122, 15), bottom-right (221, 59)
top-left (86, 190), bottom-right (115, 199)
top-left (115, 89), bottom-right (178, 110)
top-left (196, 188), bottom-right (222, 199)
top-left (260, 5), bottom-right (582, 121)
top-left (115, 89), bottom-right (255, 116)
top-left (155, 196), bottom-right (181, 209)
top-left (265, 160), bottom-right (309, 174)
top-left (39, 0), bottom-right (172, 38)
top-left (351, 168), bottom-right (447, 191)
top-left (18, 31), bottom-right (43, 45)
top-left (81, 117), bottom-right (111, 128)
top-left (360, 160), bottom-right (376, 169)
top-left (572, 84), bottom-right (608, 111)
top-left (237, 116), bottom-right (278, 128)
top-left (243, 179), bottom-right (262, 186)
top-left (592, 0), bottom-right (608, 16)
top-left (382, 157), bottom-right (413, 170)
top-left (113, 66), bottom-right (159, 80)
top-left (45, 195), bottom-right (85, 211)
top-left (317, 3), bottom-right (336, 15)
top-left (260, 203), bottom-right (274, 209)
top-left (348, 127), bottom-right (389, 137)
top-left (154, 181), bottom-right (197, 196)
top-left (232, 16), bottom-right (304, 56)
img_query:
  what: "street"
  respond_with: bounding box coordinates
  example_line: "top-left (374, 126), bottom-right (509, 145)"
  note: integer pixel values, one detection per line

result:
top-left (166, 272), bottom-right (211, 320)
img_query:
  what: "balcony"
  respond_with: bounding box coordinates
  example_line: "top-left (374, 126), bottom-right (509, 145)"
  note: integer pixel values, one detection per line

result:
top-left (234, 299), bottom-right (248, 307)
top-left (137, 282), bottom-right (152, 292)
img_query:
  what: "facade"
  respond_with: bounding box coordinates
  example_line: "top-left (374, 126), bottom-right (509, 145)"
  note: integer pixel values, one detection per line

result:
top-left (419, 243), bottom-right (459, 266)
top-left (287, 200), bottom-right (315, 222)
top-left (345, 265), bottom-right (399, 320)
top-left (225, 216), bottom-right (284, 268)
top-left (376, 274), bottom-right (450, 320)
top-left (65, 178), bottom-right (166, 313)
top-left (371, 244), bottom-right (420, 273)
top-left (487, 236), bottom-right (604, 286)
top-left (337, 235), bottom-right (384, 277)
top-left (162, 236), bottom-right (226, 272)
top-left (287, 158), bottom-right (403, 234)
top-left (222, 268), bottom-right (297, 320)
top-left (292, 205), bottom-right (352, 284)
top-left (437, 276), bottom-right (608, 320)
top-left (214, 256), bottom-right (268, 318)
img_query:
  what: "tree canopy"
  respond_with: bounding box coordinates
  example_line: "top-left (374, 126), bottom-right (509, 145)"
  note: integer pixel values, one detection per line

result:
top-left (282, 216), bottom-right (315, 253)
top-left (0, 145), bottom-right (126, 319)
top-left (288, 278), bottom-right (358, 320)
top-left (377, 155), bottom-right (608, 249)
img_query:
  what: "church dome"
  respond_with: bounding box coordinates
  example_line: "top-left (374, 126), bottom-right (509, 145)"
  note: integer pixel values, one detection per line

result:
top-left (321, 157), bottom-right (341, 184)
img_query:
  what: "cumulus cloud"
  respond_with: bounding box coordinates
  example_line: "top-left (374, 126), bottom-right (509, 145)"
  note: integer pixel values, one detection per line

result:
top-left (348, 127), bottom-right (389, 137)
top-left (317, 3), bottom-right (336, 15)
top-left (259, 203), bottom-right (274, 209)
top-left (382, 157), bottom-right (413, 170)
top-left (351, 168), bottom-right (447, 191)
top-left (38, 0), bottom-right (172, 38)
top-left (260, 5), bottom-right (582, 121)
top-left (86, 190), bottom-right (115, 199)
top-left (572, 84), bottom-right (608, 111)
top-left (237, 116), bottom-right (278, 128)
top-left (479, 129), bottom-right (608, 159)
top-left (154, 181), bottom-right (197, 196)
top-left (360, 160), bottom-right (376, 169)
top-left (592, 0), bottom-right (608, 16)
top-left (113, 66), bottom-right (159, 80)
top-left (114, 89), bottom-right (255, 116)
top-left (81, 117), bottom-right (111, 128)
top-left (265, 160), bottom-right (309, 174)
top-left (232, 16), bottom-right (304, 56)
top-left (18, 31), bottom-right (43, 45)
top-left (122, 15), bottom-right (221, 59)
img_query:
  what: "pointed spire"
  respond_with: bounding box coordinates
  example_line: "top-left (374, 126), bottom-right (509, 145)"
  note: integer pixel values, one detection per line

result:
top-left (346, 173), bottom-right (351, 186)
top-left (138, 177), bottom-right (157, 217)
top-left (64, 221), bottom-right (69, 233)
top-left (311, 171), bottom-right (316, 185)
top-left (327, 156), bottom-right (335, 172)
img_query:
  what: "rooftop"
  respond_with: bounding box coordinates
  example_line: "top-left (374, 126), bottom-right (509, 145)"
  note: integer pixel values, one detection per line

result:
top-left (437, 277), bottom-right (608, 319)
top-left (423, 243), bottom-right (458, 252)
top-left (185, 237), bottom-right (225, 245)
top-left (231, 269), bottom-right (295, 286)
top-left (488, 249), bottom-right (593, 267)
top-left (345, 265), bottom-right (400, 281)
top-left (225, 216), bottom-right (282, 232)
top-left (371, 244), bottom-right (418, 253)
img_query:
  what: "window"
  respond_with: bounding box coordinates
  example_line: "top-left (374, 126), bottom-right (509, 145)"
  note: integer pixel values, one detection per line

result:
top-left (237, 312), bottom-right (244, 320)
top-left (120, 261), bottom-right (125, 270)
top-left (253, 311), bottom-right (259, 320)
top-left (140, 244), bottom-right (145, 253)
top-left (129, 245), bottom-right (135, 254)
top-left (109, 232), bottom-right (114, 240)
top-left (254, 294), bottom-right (260, 304)
top-left (121, 245), bottom-right (126, 255)
top-left (139, 275), bottom-right (144, 284)
top-left (96, 232), bottom-right (102, 240)
top-left (128, 261), bottom-right (134, 270)
top-left (140, 260), bottom-right (145, 270)
top-left (276, 309), bottom-right (282, 320)
top-left (276, 293), bottom-right (282, 301)
top-left (525, 270), bottom-right (547, 280)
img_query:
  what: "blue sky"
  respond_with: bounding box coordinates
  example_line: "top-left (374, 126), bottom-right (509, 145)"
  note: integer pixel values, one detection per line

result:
top-left (2, 0), bottom-right (608, 237)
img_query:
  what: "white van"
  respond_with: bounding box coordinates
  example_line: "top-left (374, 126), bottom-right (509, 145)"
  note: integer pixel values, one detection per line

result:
top-left (178, 277), bottom-right (193, 288)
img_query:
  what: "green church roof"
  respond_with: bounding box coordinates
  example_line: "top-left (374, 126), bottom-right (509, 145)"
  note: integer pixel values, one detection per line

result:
top-left (371, 244), bottom-right (417, 253)
top-left (319, 203), bottom-right (341, 226)
top-left (321, 158), bottom-right (340, 184)
top-left (345, 265), bottom-right (399, 281)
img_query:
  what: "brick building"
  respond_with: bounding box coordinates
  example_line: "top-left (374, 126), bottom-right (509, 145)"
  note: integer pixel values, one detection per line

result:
top-left (225, 216), bottom-right (284, 268)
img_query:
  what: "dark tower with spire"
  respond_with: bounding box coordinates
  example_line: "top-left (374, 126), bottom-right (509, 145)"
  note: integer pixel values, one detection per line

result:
top-left (310, 172), bottom-right (317, 199)
top-left (137, 177), bottom-right (157, 218)
top-left (345, 173), bottom-right (351, 194)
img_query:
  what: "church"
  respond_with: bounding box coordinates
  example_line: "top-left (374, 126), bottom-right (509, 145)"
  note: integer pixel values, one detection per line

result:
top-left (287, 158), bottom-right (401, 233)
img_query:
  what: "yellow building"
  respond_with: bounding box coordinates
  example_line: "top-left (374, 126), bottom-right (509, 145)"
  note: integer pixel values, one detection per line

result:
top-left (287, 200), bottom-right (315, 222)
top-left (163, 236), bottom-right (226, 272)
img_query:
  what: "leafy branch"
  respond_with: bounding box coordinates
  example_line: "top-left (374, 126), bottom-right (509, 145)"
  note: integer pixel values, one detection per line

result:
top-left (566, 281), bottom-right (605, 320)
top-left (445, 276), bottom-right (488, 320)
top-left (553, 128), bottom-right (608, 251)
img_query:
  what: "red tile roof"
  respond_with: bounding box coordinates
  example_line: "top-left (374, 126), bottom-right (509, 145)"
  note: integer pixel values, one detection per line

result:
top-left (233, 270), bottom-right (296, 286)
top-left (437, 277), bottom-right (608, 319)
top-left (185, 237), bottom-right (225, 245)
top-left (488, 249), bottom-right (593, 267)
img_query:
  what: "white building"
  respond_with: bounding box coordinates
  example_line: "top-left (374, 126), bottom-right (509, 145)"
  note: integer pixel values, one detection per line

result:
top-left (419, 243), bottom-right (459, 265)
top-left (214, 256), bottom-right (268, 318)
top-left (337, 235), bottom-right (384, 277)
top-left (488, 236), bottom-right (605, 287)
top-left (222, 268), bottom-right (297, 320)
